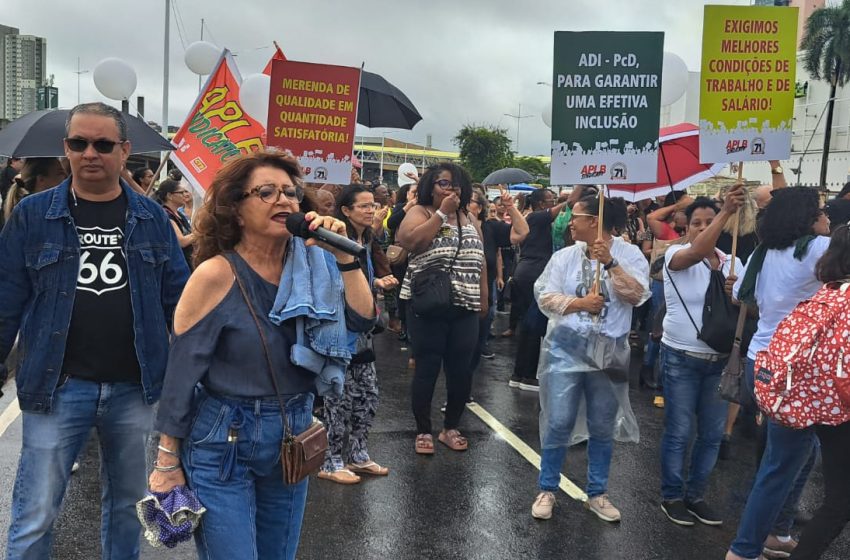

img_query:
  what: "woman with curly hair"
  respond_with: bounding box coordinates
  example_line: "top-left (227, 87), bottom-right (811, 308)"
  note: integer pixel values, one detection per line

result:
top-left (149, 150), bottom-right (375, 560)
top-left (726, 187), bottom-right (831, 560)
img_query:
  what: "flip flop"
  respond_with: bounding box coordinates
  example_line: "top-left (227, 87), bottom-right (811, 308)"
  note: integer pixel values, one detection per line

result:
top-left (317, 468), bottom-right (361, 485)
top-left (438, 429), bottom-right (468, 452)
top-left (415, 434), bottom-right (434, 455)
top-left (347, 461), bottom-right (389, 476)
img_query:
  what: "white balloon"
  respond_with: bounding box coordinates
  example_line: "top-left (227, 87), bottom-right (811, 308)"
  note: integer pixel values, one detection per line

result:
top-left (239, 74), bottom-right (271, 126)
top-left (661, 52), bottom-right (689, 107)
top-left (184, 41), bottom-right (221, 75)
top-left (92, 58), bottom-right (137, 100)
top-left (542, 100), bottom-right (552, 129)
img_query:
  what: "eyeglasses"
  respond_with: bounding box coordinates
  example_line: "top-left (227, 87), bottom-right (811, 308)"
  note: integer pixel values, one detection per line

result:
top-left (351, 202), bottom-right (380, 211)
top-left (65, 137), bottom-right (126, 154)
top-left (243, 184), bottom-right (303, 204)
top-left (570, 213), bottom-right (596, 219)
top-left (434, 179), bottom-right (461, 190)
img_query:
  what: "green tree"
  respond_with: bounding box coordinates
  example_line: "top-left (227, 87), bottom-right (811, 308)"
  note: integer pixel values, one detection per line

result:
top-left (801, 0), bottom-right (850, 188)
top-left (453, 125), bottom-right (514, 182)
top-left (513, 156), bottom-right (549, 180)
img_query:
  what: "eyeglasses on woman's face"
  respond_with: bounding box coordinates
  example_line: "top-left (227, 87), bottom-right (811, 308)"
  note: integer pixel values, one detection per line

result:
top-left (434, 179), bottom-right (461, 191)
top-left (350, 202), bottom-right (380, 211)
top-left (242, 183), bottom-right (303, 204)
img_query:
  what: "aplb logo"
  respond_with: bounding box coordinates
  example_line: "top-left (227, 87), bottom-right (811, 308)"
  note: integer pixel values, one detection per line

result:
top-left (751, 137), bottom-right (765, 155)
top-left (726, 139), bottom-right (748, 154)
top-left (610, 162), bottom-right (627, 181)
top-left (580, 164), bottom-right (606, 180)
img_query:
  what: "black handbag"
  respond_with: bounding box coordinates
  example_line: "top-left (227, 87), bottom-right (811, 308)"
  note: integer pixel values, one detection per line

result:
top-left (718, 304), bottom-right (749, 403)
top-left (410, 211), bottom-right (462, 316)
top-left (665, 257), bottom-right (738, 354)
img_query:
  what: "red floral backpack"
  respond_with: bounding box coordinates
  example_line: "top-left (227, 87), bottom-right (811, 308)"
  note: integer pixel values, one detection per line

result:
top-left (753, 282), bottom-right (850, 429)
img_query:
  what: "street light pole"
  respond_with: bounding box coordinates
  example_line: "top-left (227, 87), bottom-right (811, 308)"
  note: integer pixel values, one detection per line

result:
top-left (504, 103), bottom-right (533, 154)
top-left (74, 57), bottom-right (89, 105)
top-left (161, 0), bottom-right (171, 182)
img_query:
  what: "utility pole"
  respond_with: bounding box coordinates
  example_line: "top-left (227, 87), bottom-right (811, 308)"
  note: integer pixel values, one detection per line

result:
top-left (74, 57), bottom-right (89, 105)
top-left (161, 0), bottom-right (171, 181)
top-left (198, 18), bottom-right (204, 92)
top-left (504, 103), bottom-right (533, 155)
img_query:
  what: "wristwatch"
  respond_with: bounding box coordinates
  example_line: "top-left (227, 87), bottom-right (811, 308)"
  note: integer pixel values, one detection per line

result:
top-left (771, 166), bottom-right (784, 175)
top-left (603, 258), bottom-right (619, 271)
top-left (435, 209), bottom-right (449, 223)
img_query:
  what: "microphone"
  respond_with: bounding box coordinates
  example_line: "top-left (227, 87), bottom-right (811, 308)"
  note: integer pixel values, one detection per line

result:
top-left (285, 212), bottom-right (367, 258)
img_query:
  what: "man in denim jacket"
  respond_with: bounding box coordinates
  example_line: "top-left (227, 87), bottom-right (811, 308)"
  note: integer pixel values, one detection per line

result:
top-left (0, 102), bottom-right (190, 560)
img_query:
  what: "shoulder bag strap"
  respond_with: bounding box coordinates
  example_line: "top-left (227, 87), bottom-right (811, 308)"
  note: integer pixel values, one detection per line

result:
top-left (663, 256), bottom-right (701, 337)
top-left (731, 303), bottom-right (749, 349)
top-left (449, 211), bottom-right (463, 268)
top-left (225, 254), bottom-right (294, 441)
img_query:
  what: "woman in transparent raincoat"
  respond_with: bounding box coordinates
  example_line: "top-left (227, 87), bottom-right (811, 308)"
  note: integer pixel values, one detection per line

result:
top-left (529, 194), bottom-right (650, 523)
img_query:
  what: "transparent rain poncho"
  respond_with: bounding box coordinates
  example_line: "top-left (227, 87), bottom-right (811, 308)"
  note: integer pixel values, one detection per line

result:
top-left (535, 238), bottom-right (650, 448)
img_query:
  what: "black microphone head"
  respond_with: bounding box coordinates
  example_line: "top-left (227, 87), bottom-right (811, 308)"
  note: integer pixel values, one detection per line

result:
top-left (285, 212), bottom-right (310, 237)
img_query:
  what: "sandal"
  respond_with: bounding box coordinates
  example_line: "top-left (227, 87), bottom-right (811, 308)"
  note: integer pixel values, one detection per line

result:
top-left (317, 468), bottom-right (361, 485)
top-left (438, 429), bottom-right (468, 451)
top-left (415, 434), bottom-right (434, 455)
top-left (347, 461), bottom-right (389, 476)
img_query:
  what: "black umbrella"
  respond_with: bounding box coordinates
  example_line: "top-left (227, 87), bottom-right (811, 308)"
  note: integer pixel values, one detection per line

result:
top-left (482, 167), bottom-right (534, 186)
top-left (0, 109), bottom-right (175, 158)
top-left (357, 71), bottom-right (422, 130)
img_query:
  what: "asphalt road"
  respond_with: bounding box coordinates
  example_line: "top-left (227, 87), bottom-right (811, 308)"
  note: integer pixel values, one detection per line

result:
top-left (0, 313), bottom-right (847, 560)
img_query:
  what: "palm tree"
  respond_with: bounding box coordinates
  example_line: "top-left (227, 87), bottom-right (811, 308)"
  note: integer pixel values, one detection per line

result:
top-left (801, 0), bottom-right (850, 189)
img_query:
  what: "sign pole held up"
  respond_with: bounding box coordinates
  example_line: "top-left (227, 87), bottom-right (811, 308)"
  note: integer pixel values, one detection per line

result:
top-left (594, 188), bottom-right (606, 294)
top-left (729, 161), bottom-right (744, 278)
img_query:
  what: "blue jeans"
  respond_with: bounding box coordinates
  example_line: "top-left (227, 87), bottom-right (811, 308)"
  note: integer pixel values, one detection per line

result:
top-left (730, 358), bottom-right (819, 558)
top-left (659, 345), bottom-right (728, 501)
top-left (643, 280), bottom-right (665, 372)
top-left (183, 390), bottom-right (315, 560)
top-left (539, 371), bottom-right (618, 497)
top-left (6, 378), bottom-right (153, 560)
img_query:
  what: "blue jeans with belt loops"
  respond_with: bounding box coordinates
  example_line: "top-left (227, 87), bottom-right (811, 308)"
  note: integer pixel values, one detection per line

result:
top-left (183, 389), bottom-right (315, 560)
top-left (729, 358), bottom-right (818, 559)
top-left (6, 377), bottom-right (153, 560)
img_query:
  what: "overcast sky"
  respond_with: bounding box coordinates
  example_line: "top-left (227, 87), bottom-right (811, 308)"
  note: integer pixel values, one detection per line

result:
top-left (5, 0), bottom-right (752, 156)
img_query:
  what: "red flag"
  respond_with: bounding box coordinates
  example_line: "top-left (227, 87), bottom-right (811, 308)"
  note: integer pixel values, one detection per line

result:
top-left (262, 41), bottom-right (287, 76)
top-left (171, 50), bottom-right (266, 193)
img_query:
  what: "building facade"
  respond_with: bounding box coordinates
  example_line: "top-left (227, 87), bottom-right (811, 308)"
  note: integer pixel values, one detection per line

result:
top-left (0, 24), bottom-right (47, 122)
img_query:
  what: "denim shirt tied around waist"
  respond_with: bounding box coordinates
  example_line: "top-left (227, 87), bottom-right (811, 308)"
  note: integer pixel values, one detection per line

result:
top-left (268, 238), bottom-right (372, 398)
top-left (0, 178), bottom-right (190, 413)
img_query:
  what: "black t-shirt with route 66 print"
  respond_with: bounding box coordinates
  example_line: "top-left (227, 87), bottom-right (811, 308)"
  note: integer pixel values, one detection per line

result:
top-left (62, 192), bottom-right (141, 383)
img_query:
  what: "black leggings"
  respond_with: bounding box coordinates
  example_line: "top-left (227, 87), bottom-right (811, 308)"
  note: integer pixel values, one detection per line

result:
top-left (408, 306), bottom-right (479, 434)
top-left (790, 421), bottom-right (850, 560)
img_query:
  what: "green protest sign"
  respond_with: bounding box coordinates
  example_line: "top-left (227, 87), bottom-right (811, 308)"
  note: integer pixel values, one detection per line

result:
top-left (551, 31), bottom-right (663, 185)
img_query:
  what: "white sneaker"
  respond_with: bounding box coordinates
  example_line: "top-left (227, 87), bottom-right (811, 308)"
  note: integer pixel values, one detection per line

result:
top-left (532, 491), bottom-right (555, 520)
top-left (71, 461), bottom-right (80, 474)
top-left (584, 494), bottom-right (621, 522)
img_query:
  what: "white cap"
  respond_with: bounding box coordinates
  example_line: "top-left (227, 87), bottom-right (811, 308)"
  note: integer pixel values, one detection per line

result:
top-left (398, 162), bottom-right (419, 187)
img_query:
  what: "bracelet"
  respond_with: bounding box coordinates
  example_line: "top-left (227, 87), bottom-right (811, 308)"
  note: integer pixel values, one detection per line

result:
top-left (152, 461), bottom-right (181, 472)
top-left (157, 445), bottom-right (178, 456)
top-left (336, 259), bottom-right (360, 272)
top-left (435, 209), bottom-right (449, 223)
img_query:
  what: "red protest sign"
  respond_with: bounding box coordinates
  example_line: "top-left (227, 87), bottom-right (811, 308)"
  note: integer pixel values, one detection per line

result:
top-left (172, 51), bottom-right (265, 193)
top-left (266, 60), bottom-right (361, 184)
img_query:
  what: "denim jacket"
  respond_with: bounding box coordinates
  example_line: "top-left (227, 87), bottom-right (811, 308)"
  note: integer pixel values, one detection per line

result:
top-left (269, 238), bottom-right (374, 397)
top-left (0, 178), bottom-right (190, 412)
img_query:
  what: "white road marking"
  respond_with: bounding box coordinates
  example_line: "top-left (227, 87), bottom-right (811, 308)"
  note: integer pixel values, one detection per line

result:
top-left (0, 397), bottom-right (21, 438)
top-left (466, 402), bottom-right (588, 502)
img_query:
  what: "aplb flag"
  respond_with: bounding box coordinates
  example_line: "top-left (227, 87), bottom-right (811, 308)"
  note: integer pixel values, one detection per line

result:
top-left (171, 50), bottom-right (265, 193)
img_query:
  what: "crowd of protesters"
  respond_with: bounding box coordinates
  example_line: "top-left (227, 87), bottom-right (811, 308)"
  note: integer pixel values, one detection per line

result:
top-left (1, 103), bottom-right (850, 560)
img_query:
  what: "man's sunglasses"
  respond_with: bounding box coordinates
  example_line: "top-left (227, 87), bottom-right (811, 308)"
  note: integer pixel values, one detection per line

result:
top-left (65, 138), bottom-right (126, 154)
